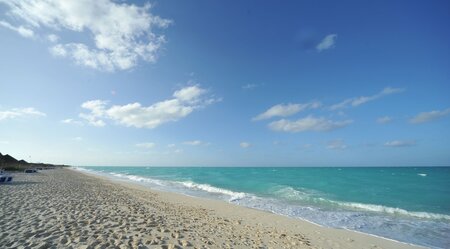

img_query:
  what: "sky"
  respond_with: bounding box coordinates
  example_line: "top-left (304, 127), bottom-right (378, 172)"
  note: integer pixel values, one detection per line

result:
top-left (0, 0), bottom-right (449, 166)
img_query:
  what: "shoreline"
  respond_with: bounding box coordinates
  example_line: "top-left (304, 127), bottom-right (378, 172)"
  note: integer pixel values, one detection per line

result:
top-left (75, 168), bottom-right (414, 244)
top-left (74, 167), bottom-right (441, 248)
top-left (76, 168), bottom-right (424, 249)
top-left (1, 168), bottom-right (425, 248)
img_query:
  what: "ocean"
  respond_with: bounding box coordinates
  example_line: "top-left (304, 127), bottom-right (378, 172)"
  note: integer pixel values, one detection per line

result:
top-left (76, 166), bottom-right (450, 248)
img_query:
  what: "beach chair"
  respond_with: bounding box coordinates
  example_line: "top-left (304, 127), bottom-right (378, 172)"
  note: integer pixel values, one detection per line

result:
top-left (0, 173), bottom-right (12, 183)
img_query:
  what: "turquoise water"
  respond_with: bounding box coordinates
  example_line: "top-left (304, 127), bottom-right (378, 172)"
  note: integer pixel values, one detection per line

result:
top-left (78, 167), bottom-right (450, 248)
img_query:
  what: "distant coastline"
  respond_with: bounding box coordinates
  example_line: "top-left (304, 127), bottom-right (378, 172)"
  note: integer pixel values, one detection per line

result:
top-left (0, 152), bottom-right (69, 171)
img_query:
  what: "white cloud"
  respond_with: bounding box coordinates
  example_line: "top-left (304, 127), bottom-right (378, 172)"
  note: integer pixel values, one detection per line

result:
top-left (47, 33), bottom-right (59, 42)
top-left (268, 116), bottom-right (352, 133)
top-left (0, 0), bottom-right (171, 71)
top-left (79, 100), bottom-right (108, 127)
top-left (81, 100), bottom-right (108, 115)
top-left (0, 20), bottom-right (34, 38)
top-left (384, 140), bottom-right (416, 147)
top-left (327, 139), bottom-right (347, 150)
top-left (106, 101), bottom-right (191, 128)
top-left (253, 101), bottom-right (321, 121)
top-left (183, 140), bottom-right (201, 146)
top-left (79, 113), bottom-right (106, 127)
top-left (410, 108), bottom-right (450, 124)
top-left (173, 85), bottom-right (207, 103)
top-left (79, 85), bottom-right (217, 129)
top-left (72, 137), bottom-right (83, 141)
top-left (240, 142), bottom-right (251, 148)
top-left (61, 118), bottom-right (84, 126)
top-left (0, 107), bottom-right (46, 121)
top-left (167, 143), bottom-right (176, 148)
top-left (377, 116), bottom-right (392, 124)
top-left (330, 87), bottom-right (404, 111)
top-left (136, 142), bottom-right (155, 149)
top-left (61, 118), bottom-right (76, 124)
top-left (49, 43), bottom-right (68, 56)
top-left (316, 34), bottom-right (337, 52)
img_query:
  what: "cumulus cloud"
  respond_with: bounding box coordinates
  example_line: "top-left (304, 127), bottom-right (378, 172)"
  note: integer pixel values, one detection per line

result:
top-left (253, 101), bottom-right (321, 121)
top-left (330, 87), bottom-right (404, 111)
top-left (79, 85), bottom-right (217, 129)
top-left (377, 116), bottom-right (392, 124)
top-left (410, 108), bottom-right (450, 124)
top-left (0, 0), bottom-right (171, 71)
top-left (0, 20), bottom-right (34, 38)
top-left (135, 142), bottom-right (155, 149)
top-left (316, 34), bottom-right (337, 52)
top-left (268, 116), bottom-right (352, 133)
top-left (173, 85), bottom-right (207, 103)
top-left (240, 142), bottom-right (251, 148)
top-left (384, 140), bottom-right (416, 147)
top-left (327, 139), bottom-right (347, 150)
top-left (0, 107), bottom-right (46, 121)
top-left (79, 100), bottom-right (108, 127)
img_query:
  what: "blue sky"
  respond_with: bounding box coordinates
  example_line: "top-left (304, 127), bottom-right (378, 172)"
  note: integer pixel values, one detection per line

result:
top-left (0, 0), bottom-right (449, 166)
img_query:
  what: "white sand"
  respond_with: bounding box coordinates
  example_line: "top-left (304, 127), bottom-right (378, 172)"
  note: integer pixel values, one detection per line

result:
top-left (0, 169), bottom-right (424, 249)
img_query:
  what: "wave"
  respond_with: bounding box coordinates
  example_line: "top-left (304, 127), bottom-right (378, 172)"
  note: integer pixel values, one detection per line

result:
top-left (109, 172), bottom-right (166, 186)
top-left (334, 201), bottom-right (450, 220)
top-left (108, 173), bottom-right (248, 201)
top-left (272, 186), bottom-right (450, 221)
top-left (72, 166), bottom-right (92, 172)
top-left (179, 181), bottom-right (248, 201)
top-left (73, 167), bottom-right (165, 186)
top-left (74, 167), bottom-right (247, 202)
top-left (273, 186), bottom-right (315, 201)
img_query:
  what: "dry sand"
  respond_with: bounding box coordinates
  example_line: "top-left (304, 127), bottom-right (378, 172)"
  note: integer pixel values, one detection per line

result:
top-left (0, 168), bottom-right (424, 249)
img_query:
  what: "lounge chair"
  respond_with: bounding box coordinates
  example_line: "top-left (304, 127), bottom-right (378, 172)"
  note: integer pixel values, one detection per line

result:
top-left (0, 173), bottom-right (13, 183)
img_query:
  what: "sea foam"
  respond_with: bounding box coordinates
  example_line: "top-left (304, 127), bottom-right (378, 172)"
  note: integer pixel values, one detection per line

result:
top-left (333, 201), bottom-right (450, 220)
top-left (179, 181), bottom-right (247, 201)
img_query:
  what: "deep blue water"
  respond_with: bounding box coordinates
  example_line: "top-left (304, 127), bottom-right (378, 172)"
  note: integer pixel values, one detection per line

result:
top-left (77, 166), bottom-right (450, 248)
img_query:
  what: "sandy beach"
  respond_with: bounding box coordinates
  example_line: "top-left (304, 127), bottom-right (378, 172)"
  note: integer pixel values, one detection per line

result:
top-left (0, 169), bottom-right (423, 249)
